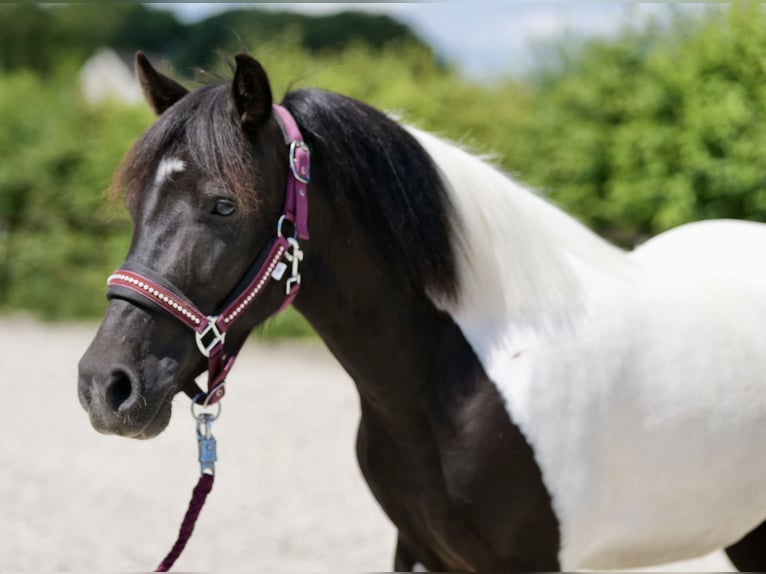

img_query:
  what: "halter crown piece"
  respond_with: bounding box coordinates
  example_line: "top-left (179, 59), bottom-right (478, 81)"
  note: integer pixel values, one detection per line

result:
top-left (106, 104), bottom-right (310, 406)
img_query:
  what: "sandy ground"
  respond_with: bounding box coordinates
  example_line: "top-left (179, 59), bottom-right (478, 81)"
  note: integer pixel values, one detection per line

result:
top-left (1, 316), bottom-right (736, 572)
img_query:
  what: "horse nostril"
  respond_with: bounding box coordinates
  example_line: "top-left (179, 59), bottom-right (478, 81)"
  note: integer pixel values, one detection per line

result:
top-left (107, 370), bottom-right (136, 413)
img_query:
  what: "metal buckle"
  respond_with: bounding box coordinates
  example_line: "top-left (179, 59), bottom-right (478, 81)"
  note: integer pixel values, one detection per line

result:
top-left (195, 316), bottom-right (225, 358)
top-left (289, 140), bottom-right (311, 184)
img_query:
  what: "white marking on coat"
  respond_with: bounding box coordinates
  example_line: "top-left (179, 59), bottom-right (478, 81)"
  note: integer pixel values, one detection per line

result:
top-left (409, 124), bottom-right (766, 570)
top-left (154, 156), bottom-right (186, 187)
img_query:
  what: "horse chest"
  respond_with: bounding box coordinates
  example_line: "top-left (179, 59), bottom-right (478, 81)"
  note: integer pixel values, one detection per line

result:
top-left (354, 380), bottom-right (561, 571)
top-left (355, 411), bottom-right (487, 570)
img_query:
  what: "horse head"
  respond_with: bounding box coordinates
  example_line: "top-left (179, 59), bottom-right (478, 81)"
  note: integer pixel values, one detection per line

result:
top-left (78, 53), bottom-right (295, 438)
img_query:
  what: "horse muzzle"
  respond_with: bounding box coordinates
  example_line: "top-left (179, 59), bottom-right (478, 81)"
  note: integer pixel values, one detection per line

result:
top-left (78, 301), bottom-right (188, 439)
top-left (78, 362), bottom-right (174, 439)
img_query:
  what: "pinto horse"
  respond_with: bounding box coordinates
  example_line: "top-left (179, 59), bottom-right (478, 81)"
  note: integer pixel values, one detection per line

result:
top-left (78, 52), bottom-right (766, 571)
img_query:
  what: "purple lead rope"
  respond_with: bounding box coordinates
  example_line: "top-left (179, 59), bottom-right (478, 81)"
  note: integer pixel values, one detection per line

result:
top-left (155, 474), bottom-right (215, 572)
top-left (155, 409), bottom-right (219, 572)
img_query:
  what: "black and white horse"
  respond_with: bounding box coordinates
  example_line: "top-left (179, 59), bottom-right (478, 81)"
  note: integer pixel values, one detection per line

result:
top-left (78, 52), bottom-right (766, 571)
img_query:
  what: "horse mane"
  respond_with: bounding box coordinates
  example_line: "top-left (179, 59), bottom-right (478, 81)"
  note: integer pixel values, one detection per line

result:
top-left (282, 90), bottom-right (633, 331)
top-left (405, 127), bottom-right (633, 335)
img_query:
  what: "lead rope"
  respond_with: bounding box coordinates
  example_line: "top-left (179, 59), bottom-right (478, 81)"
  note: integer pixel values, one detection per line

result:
top-left (154, 405), bottom-right (220, 572)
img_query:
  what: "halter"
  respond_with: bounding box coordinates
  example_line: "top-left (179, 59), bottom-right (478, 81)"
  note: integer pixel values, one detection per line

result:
top-left (106, 104), bottom-right (310, 407)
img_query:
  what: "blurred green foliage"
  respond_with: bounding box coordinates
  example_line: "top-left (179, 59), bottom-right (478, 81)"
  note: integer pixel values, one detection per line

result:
top-left (512, 4), bottom-right (766, 244)
top-left (0, 65), bottom-right (144, 319)
top-left (3, 4), bottom-right (766, 338)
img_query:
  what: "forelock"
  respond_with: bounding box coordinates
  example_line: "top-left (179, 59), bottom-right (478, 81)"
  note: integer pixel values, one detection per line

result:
top-left (109, 83), bottom-right (261, 209)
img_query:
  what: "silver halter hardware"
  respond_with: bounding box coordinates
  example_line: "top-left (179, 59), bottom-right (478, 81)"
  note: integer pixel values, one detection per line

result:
top-left (192, 401), bottom-right (221, 476)
top-left (195, 316), bottom-right (226, 358)
top-left (284, 237), bottom-right (303, 295)
top-left (289, 140), bottom-right (311, 185)
top-left (276, 215), bottom-right (303, 295)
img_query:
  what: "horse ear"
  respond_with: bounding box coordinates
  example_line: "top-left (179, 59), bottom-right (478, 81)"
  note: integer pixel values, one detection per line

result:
top-left (134, 51), bottom-right (189, 115)
top-left (232, 53), bottom-right (273, 132)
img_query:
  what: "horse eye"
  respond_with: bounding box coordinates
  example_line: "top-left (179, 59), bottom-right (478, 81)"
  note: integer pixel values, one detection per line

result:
top-left (212, 199), bottom-right (237, 217)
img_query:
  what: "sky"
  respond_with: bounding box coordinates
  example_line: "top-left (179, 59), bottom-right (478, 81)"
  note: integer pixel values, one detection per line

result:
top-left (148, 3), bottom-right (708, 79)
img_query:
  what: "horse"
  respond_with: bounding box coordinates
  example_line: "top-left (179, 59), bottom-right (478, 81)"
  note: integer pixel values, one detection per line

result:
top-left (78, 51), bottom-right (766, 572)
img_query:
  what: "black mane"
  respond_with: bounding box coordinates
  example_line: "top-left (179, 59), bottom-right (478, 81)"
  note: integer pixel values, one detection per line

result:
top-left (283, 89), bottom-right (459, 301)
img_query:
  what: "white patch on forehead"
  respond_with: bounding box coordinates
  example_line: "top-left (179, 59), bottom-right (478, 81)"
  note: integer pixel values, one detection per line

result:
top-left (154, 156), bottom-right (186, 187)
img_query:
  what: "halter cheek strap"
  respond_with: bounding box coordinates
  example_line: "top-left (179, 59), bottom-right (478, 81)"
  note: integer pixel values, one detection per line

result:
top-left (106, 104), bottom-right (309, 406)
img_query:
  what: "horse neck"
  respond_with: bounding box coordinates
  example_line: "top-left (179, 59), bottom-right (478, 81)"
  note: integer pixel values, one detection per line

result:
top-left (292, 195), bottom-right (465, 429)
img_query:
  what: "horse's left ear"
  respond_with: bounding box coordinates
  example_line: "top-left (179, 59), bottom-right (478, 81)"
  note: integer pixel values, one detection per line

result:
top-left (232, 54), bottom-right (273, 132)
top-left (135, 51), bottom-right (189, 115)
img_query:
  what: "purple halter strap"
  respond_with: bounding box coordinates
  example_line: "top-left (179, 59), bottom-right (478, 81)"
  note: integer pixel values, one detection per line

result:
top-left (106, 104), bottom-right (310, 406)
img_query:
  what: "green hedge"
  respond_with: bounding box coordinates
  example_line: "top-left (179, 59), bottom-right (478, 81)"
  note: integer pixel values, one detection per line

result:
top-left (0, 67), bottom-right (140, 319)
top-left (509, 4), bottom-right (766, 245)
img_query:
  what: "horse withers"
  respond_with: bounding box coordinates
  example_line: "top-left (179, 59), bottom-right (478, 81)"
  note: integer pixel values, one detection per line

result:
top-left (79, 51), bottom-right (766, 571)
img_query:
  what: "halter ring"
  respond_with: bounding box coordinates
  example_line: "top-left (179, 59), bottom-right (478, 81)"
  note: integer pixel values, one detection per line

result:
top-left (191, 398), bottom-right (222, 423)
top-left (276, 215), bottom-right (298, 239)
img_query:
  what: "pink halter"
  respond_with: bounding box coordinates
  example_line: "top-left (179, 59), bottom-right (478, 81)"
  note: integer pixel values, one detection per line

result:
top-left (106, 104), bottom-right (310, 406)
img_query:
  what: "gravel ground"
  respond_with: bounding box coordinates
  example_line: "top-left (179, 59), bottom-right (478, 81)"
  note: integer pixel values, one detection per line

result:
top-left (0, 316), bottom-right (735, 571)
